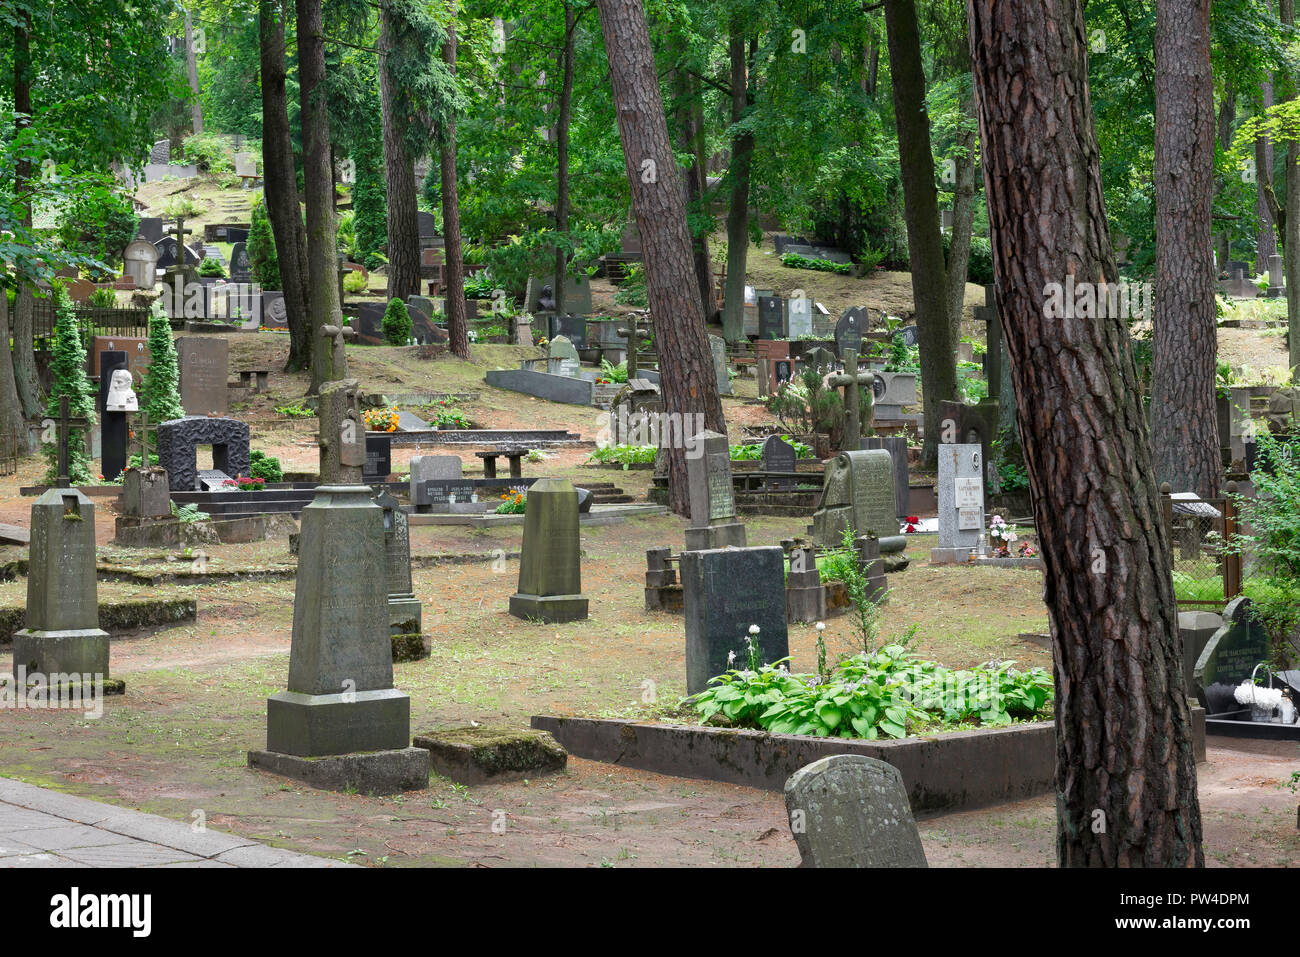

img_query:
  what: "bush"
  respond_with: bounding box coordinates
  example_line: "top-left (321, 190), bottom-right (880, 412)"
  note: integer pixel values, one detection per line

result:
top-left (343, 270), bottom-right (367, 294)
top-left (247, 197), bottom-right (280, 289)
top-left (181, 132), bottom-right (234, 173)
top-left (57, 190), bottom-right (138, 270)
top-left (87, 287), bottom-right (117, 308)
top-left (382, 298), bottom-right (412, 345)
top-left (249, 450), bottom-right (283, 483)
top-left (139, 309), bottom-right (185, 424)
top-left (42, 287), bottom-right (97, 485)
top-left (780, 252), bottom-right (852, 274)
top-left (198, 257), bottom-right (226, 278)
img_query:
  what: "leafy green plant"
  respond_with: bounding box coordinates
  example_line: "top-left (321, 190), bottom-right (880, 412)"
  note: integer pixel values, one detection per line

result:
top-left (139, 308), bottom-right (185, 424)
top-left (198, 257), bottom-right (226, 278)
top-left (729, 436), bottom-right (813, 460)
top-left (247, 196), bottom-right (280, 289)
top-left (181, 132), bottom-right (234, 172)
top-left (599, 358), bottom-right (629, 383)
top-left (838, 524), bottom-right (886, 655)
top-left (249, 450), bottom-right (283, 483)
top-left (780, 252), bottom-right (852, 274)
top-left (42, 287), bottom-right (97, 484)
top-left (275, 403), bottom-right (314, 419)
top-left (87, 286), bottom-right (117, 308)
top-left (172, 501), bottom-right (210, 523)
top-left (613, 262), bottom-right (647, 306)
top-left (495, 491), bottom-right (526, 514)
top-left (343, 269), bottom-right (367, 294)
top-left (587, 444), bottom-right (658, 468)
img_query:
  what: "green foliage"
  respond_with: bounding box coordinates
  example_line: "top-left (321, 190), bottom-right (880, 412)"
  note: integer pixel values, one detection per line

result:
top-left (181, 132), bottom-right (233, 173)
top-left (613, 263), bottom-right (648, 307)
top-left (418, 400), bottom-right (471, 429)
top-left (599, 359), bottom-right (629, 383)
top-left (729, 436), bottom-right (813, 460)
top-left (172, 501), bottom-right (210, 523)
top-left (198, 257), bottom-right (226, 278)
top-left (57, 189), bottom-right (138, 271)
top-left (494, 490), bottom-right (526, 514)
top-left (274, 403), bottom-right (315, 419)
top-left (343, 270), bottom-right (367, 293)
top-left (382, 298), bottom-right (413, 345)
top-left (839, 524), bottom-right (885, 655)
top-left (139, 309), bottom-right (185, 425)
top-left (42, 288), bottom-right (97, 484)
top-left (249, 450), bottom-right (283, 483)
top-left (780, 252), bottom-right (852, 274)
top-left (87, 287), bottom-right (117, 308)
top-left (586, 444), bottom-right (658, 469)
top-left (247, 197), bottom-right (280, 290)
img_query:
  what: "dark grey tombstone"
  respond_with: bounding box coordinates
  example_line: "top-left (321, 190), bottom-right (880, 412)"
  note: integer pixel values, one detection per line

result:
top-left (509, 477), bottom-right (588, 623)
top-left (1179, 610), bottom-right (1223, 705)
top-left (137, 217), bottom-right (164, 244)
top-left (762, 434), bottom-right (797, 490)
top-left (784, 755), bottom-right (928, 867)
top-left (861, 435), bottom-right (910, 519)
top-left (549, 314), bottom-right (588, 347)
top-left (225, 227), bottom-right (249, 245)
top-left (229, 242), bottom-right (251, 283)
top-left (758, 296), bottom-right (785, 340)
top-left (574, 486), bottom-right (594, 513)
top-left (418, 478), bottom-right (477, 510)
top-left (156, 416), bottom-right (251, 491)
top-left (98, 351), bottom-right (129, 481)
top-left (681, 546), bottom-right (788, 695)
top-left (364, 432), bottom-right (393, 482)
top-left (417, 210), bottom-right (439, 242)
top-left (260, 290), bottom-right (286, 328)
top-left (835, 307), bottom-right (867, 358)
top-left (1193, 597), bottom-right (1272, 704)
top-left (898, 325), bottom-right (919, 348)
top-left (373, 487), bottom-right (421, 635)
top-left (356, 302), bottom-right (386, 343)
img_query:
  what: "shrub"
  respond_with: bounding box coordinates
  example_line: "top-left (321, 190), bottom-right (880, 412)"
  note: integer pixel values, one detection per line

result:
top-left (249, 450), bottom-right (283, 483)
top-left (343, 270), bottom-right (367, 294)
top-left (495, 491), bottom-right (526, 514)
top-left (198, 257), bottom-right (226, 278)
top-left (139, 309), bottom-right (185, 424)
top-left (181, 132), bottom-right (233, 173)
top-left (382, 298), bottom-right (412, 345)
top-left (42, 287), bottom-right (97, 485)
top-left (87, 287), bottom-right (117, 308)
top-left (247, 197), bottom-right (280, 289)
top-left (780, 252), bottom-right (852, 274)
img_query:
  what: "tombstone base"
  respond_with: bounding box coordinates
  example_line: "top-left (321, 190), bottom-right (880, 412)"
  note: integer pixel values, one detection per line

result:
top-left (247, 746), bottom-right (430, 795)
top-left (786, 585), bottom-right (827, 624)
top-left (929, 546), bottom-right (975, 565)
top-left (114, 516), bottom-right (182, 548)
top-left (811, 507), bottom-right (905, 553)
top-left (265, 688), bottom-right (411, 757)
top-left (12, 629), bottom-right (110, 678)
top-left (387, 595), bottom-right (423, 636)
top-left (684, 522), bottom-right (747, 551)
top-left (509, 592), bottom-right (589, 624)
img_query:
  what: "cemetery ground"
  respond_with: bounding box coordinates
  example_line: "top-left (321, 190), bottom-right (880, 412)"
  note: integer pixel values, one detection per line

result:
top-left (1, 337), bottom-right (1298, 867)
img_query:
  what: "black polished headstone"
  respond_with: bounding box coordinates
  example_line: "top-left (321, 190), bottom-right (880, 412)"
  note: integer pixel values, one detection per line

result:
top-left (98, 351), bottom-right (129, 481)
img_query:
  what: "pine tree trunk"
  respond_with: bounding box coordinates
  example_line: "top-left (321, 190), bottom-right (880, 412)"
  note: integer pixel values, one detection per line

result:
top-left (379, 3), bottom-right (421, 304)
top-left (721, 28), bottom-right (754, 345)
top-left (259, 0), bottom-right (312, 373)
top-left (885, 0), bottom-right (956, 467)
top-left (441, 15), bottom-right (470, 360)
top-left (1256, 70), bottom-right (1277, 273)
top-left (553, 2), bottom-right (576, 317)
top-left (595, 0), bottom-right (724, 515)
top-left (1283, 0), bottom-right (1300, 381)
top-left (185, 9), bottom-right (203, 135)
top-left (945, 91), bottom-right (978, 341)
top-left (1215, 88), bottom-right (1235, 270)
top-left (295, 0), bottom-right (344, 392)
top-left (674, 68), bottom-right (714, 322)
top-left (11, 13), bottom-right (41, 421)
top-left (1151, 0), bottom-right (1221, 498)
top-left (968, 0), bottom-right (1204, 867)
top-left (0, 287), bottom-right (27, 449)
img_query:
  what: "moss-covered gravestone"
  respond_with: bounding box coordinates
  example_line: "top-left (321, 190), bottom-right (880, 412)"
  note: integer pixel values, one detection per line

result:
top-left (509, 478), bottom-right (588, 623)
top-left (248, 485), bottom-right (428, 793)
top-left (13, 488), bottom-right (123, 694)
top-left (373, 488), bottom-right (422, 635)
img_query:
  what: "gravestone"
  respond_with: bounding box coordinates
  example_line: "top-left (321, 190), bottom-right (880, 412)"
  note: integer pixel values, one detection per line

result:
top-left (761, 434), bottom-right (797, 490)
top-left (177, 336), bottom-right (229, 415)
top-left (123, 239), bottom-right (160, 288)
top-left (1267, 253), bottom-right (1285, 297)
top-left (156, 416), bottom-right (251, 491)
top-left (509, 478), bottom-right (589, 623)
top-left (898, 325), bottom-right (920, 348)
top-left (681, 546), bottom-right (789, 695)
top-left (410, 455), bottom-right (463, 508)
top-left (810, 449), bottom-right (904, 553)
top-left (684, 430), bottom-right (746, 550)
top-left (354, 302), bottom-right (387, 344)
top-left (98, 356), bottom-right (133, 481)
top-left (1180, 610), bottom-right (1224, 705)
top-left (137, 217), bottom-right (164, 244)
top-left (260, 290), bottom-right (286, 328)
top-left (149, 139), bottom-right (170, 163)
top-left (862, 436), bottom-right (909, 519)
top-left (787, 296), bottom-right (814, 338)
top-left (12, 488), bottom-right (116, 689)
top-left (932, 443), bottom-right (985, 564)
top-left (548, 335), bottom-right (579, 374)
top-left (66, 278), bottom-right (96, 303)
top-left (318, 378), bottom-right (365, 485)
top-left (417, 210), bottom-right (439, 243)
top-left (229, 242), bottom-right (251, 283)
top-left (549, 314), bottom-right (588, 347)
top-left (710, 334), bottom-right (731, 396)
top-left (234, 152), bottom-right (257, 179)
top-left (374, 488), bottom-right (422, 636)
top-left (784, 755), bottom-right (928, 868)
top-left (758, 296), bottom-right (785, 340)
top-left (364, 432), bottom-right (392, 482)
top-left (154, 236), bottom-right (199, 270)
top-left (873, 372), bottom-right (918, 419)
top-left (835, 307), bottom-right (867, 358)
top-left (418, 478), bottom-right (477, 511)
top-left (785, 543), bottom-right (826, 623)
top-left (1193, 597), bottom-right (1271, 704)
top-left (395, 410), bottom-right (431, 432)
top-left (559, 274), bottom-right (593, 315)
top-left (248, 485), bottom-right (428, 793)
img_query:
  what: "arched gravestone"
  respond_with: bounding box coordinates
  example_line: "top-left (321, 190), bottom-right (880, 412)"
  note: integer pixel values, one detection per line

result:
top-left (156, 416), bottom-right (251, 491)
top-left (123, 239), bottom-right (160, 288)
top-left (784, 755), bottom-right (928, 868)
top-left (810, 449), bottom-right (904, 552)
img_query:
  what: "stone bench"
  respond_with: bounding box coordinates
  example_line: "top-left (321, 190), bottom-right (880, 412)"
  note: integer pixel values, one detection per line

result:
top-left (238, 370), bottom-right (270, 393)
top-left (474, 447), bottom-right (530, 479)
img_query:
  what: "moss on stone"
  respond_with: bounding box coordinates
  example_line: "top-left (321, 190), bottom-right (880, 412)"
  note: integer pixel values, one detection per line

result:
top-left (391, 633), bottom-right (428, 663)
top-left (412, 726), bottom-right (566, 783)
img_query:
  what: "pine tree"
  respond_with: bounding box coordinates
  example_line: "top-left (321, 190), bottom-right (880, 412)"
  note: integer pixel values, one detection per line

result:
top-left (382, 297), bottom-right (412, 345)
top-left (43, 287), bottom-right (96, 484)
top-left (139, 308), bottom-right (185, 425)
top-left (248, 196), bottom-right (281, 290)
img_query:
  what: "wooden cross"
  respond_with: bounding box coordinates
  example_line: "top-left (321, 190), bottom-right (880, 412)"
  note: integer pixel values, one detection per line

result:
top-left (826, 351), bottom-right (875, 453)
top-left (617, 320), bottom-right (652, 380)
top-left (131, 408), bottom-right (157, 468)
top-left (42, 394), bottom-right (89, 488)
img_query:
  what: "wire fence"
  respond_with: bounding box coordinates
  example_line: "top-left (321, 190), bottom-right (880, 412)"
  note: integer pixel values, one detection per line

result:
top-left (1161, 487), bottom-right (1243, 610)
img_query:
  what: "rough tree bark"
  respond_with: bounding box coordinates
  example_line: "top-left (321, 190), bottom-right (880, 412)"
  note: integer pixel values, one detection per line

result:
top-left (295, 0), bottom-right (345, 391)
top-left (184, 8), bottom-right (203, 135)
top-left (884, 0), bottom-right (957, 466)
top-left (1283, 0), bottom-right (1300, 380)
top-left (595, 0), bottom-right (724, 515)
top-left (11, 11), bottom-right (41, 421)
top-left (1214, 87), bottom-right (1235, 270)
top-left (967, 0), bottom-right (1204, 867)
top-left (440, 11), bottom-right (470, 360)
top-left (1151, 0), bottom-right (1221, 498)
top-left (721, 27), bottom-right (755, 345)
top-left (674, 68), bottom-right (714, 322)
top-left (945, 90), bottom-right (978, 341)
top-left (0, 286), bottom-right (25, 447)
top-left (259, 0), bottom-right (312, 373)
top-left (553, 2), bottom-right (576, 317)
top-left (379, 2), bottom-right (421, 303)
top-left (1256, 66), bottom-right (1277, 274)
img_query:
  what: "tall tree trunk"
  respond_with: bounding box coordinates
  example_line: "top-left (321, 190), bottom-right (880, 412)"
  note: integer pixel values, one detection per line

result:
top-left (885, 0), bottom-right (957, 466)
top-left (675, 68), bottom-right (714, 322)
top-left (1283, 0), bottom-right (1300, 380)
top-left (721, 28), bottom-right (754, 345)
top-left (11, 12), bottom-right (41, 421)
top-left (259, 0), bottom-right (312, 373)
top-left (553, 2), bottom-right (576, 317)
top-left (1215, 86), bottom-right (1235, 270)
top-left (968, 0), bottom-right (1203, 867)
top-left (0, 287), bottom-right (27, 449)
top-left (945, 90), bottom-right (978, 341)
top-left (1151, 0), bottom-right (1221, 498)
top-left (379, 2), bottom-right (421, 303)
top-left (440, 11), bottom-right (470, 360)
top-left (1256, 70), bottom-right (1277, 273)
top-left (296, 0), bottom-right (344, 391)
top-left (596, 0), bottom-right (724, 515)
top-left (185, 8), bottom-right (203, 135)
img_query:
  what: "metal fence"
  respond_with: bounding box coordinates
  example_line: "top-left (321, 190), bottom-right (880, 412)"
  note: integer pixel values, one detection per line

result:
top-left (1161, 486), bottom-right (1243, 609)
top-left (30, 299), bottom-right (151, 350)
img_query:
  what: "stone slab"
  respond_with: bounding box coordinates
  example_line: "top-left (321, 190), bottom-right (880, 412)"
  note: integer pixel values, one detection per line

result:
top-left (412, 726), bottom-right (567, 785)
top-left (247, 746), bottom-right (430, 795)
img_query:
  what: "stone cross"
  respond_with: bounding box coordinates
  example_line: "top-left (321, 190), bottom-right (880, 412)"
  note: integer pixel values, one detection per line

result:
top-left (38, 395), bottom-right (89, 488)
top-left (616, 320), bottom-right (651, 380)
top-left (321, 323), bottom-right (358, 381)
top-left (168, 216), bottom-right (193, 256)
top-left (826, 352), bottom-right (874, 452)
top-left (131, 407), bottom-right (157, 467)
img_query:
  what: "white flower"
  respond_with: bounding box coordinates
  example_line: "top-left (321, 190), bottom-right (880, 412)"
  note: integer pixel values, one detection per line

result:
top-left (815, 621), bottom-right (826, 632)
top-left (748, 624), bottom-right (760, 635)
top-left (1235, 682), bottom-right (1284, 709)
top-left (727, 650), bottom-right (736, 666)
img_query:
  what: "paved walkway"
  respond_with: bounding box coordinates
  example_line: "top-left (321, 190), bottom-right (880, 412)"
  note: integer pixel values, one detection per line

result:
top-left (0, 778), bottom-right (355, 868)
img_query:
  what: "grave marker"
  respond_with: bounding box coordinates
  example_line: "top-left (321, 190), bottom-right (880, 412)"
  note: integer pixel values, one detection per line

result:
top-left (810, 449), bottom-right (904, 553)
top-left (931, 443), bottom-right (985, 563)
top-left (685, 430), bottom-right (746, 550)
top-left (509, 478), bottom-right (589, 623)
top-left (177, 336), bottom-right (229, 416)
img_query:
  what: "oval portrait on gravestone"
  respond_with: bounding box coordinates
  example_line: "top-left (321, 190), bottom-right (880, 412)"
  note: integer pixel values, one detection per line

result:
top-left (267, 297), bottom-right (287, 324)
